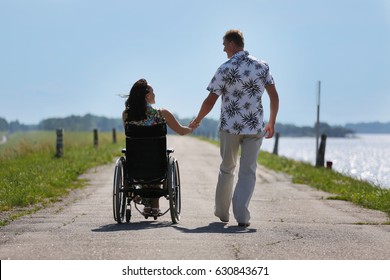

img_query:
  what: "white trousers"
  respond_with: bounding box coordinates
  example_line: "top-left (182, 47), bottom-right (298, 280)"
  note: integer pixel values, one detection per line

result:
top-left (214, 131), bottom-right (263, 224)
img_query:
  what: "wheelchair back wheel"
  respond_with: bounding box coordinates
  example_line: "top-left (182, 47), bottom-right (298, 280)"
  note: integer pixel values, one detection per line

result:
top-left (168, 157), bottom-right (181, 224)
top-left (113, 157), bottom-right (126, 223)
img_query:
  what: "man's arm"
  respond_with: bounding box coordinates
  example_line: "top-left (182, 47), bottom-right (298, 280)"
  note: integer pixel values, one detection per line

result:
top-left (264, 84), bottom-right (279, 138)
top-left (190, 92), bottom-right (219, 127)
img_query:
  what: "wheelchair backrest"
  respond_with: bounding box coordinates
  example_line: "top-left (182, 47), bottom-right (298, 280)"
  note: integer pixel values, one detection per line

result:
top-left (125, 123), bottom-right (167, 182)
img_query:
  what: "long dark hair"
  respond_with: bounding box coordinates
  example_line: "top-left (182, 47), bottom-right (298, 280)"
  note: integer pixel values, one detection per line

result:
top-left (125, 79), bottom-right (150, 121)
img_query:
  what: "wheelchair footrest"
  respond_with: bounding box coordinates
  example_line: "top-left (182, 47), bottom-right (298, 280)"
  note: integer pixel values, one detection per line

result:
top-left (134, 203), bottom-right (170, 219)
top-left (143, 210), bottom-right (162, 218)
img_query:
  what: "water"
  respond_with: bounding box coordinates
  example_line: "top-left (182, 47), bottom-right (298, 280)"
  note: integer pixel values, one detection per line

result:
top-left (261, 134), bottom-right (390, 189)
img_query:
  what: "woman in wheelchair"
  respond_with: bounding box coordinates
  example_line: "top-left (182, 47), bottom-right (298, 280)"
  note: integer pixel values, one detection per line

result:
top-left (122, 78), bottom-right (197, 216)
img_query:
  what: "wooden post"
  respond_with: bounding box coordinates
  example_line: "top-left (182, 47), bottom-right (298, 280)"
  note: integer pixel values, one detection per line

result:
top-left (315, 81), bottom-right (321, 165)
top-left (112, 128), bottom-right (117, 144)
top-left (55, 129), bottom-right (64, 157)
top-left (93, 129), bottom-right (98, 147)
top-left (316, 134), bottom-right (327, 167)
top-left (273, 132), bottom-right (279, 155)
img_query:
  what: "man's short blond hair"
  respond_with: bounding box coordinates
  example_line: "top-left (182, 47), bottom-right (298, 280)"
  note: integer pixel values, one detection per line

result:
top-left (223, 29), bottom-right (244, 48)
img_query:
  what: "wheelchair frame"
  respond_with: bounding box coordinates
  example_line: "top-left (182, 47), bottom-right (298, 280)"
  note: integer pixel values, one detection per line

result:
top-left (112, 123), bottom-right (181, 224)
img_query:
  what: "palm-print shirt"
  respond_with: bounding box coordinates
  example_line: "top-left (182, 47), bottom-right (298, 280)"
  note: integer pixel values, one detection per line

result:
top-left (127, 105), bottom-right (165, 126)
top-left (207, 50), bottom-right (274, 135)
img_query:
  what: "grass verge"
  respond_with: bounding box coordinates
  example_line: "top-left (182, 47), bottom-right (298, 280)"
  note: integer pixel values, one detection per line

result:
top-left (201, 137), bottom-right (390, 218)
top-left (0, 131), bottom-right (124, 226)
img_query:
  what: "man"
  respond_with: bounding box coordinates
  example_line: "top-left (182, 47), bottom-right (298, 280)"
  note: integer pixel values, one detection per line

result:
top-left (190, 29), bottom-right (279, 227)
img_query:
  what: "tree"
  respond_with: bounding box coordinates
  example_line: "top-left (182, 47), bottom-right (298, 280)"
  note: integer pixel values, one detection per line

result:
top-left (0, 117), bottom-right (8, 131)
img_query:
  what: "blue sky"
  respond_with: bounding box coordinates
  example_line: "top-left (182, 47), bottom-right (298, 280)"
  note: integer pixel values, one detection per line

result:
top-left (1, 0), bottom-right (389, 126)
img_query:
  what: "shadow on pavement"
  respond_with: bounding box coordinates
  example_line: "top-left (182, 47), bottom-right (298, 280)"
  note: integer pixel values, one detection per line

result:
top-left (91, 220), bottom-right (173, 232)
top-left (172, 222), bottom-right (257, 234)
top-left (92, 222), bottom-right (256, 234)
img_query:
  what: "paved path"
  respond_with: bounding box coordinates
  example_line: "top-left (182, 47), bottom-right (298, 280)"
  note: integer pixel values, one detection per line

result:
top-left (0, 136), bottom-right (389, 259)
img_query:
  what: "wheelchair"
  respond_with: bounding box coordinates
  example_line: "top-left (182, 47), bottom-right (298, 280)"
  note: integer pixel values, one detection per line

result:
top-left (112, 122), bottom-right (181, 224)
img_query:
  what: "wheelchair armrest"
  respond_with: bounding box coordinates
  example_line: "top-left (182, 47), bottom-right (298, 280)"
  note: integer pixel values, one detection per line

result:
top-left (121, 149), bottom-right (126, 154)
top-left (167, 148), bottom-right (174, 154)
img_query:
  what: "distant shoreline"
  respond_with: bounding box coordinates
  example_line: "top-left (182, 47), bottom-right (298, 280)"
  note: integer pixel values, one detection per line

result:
top-left (1, 114), bottom-right (390, 136)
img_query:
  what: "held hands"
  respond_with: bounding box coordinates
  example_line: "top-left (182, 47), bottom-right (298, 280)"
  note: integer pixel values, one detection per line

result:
top-left (189, 119), bottom-right (201, 130)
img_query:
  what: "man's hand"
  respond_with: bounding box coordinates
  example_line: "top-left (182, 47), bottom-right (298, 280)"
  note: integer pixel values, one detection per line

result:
top-left (263, 123), bottom-right (275, 138)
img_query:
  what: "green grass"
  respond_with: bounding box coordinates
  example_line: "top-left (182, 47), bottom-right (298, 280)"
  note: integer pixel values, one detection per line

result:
top-left (201, 137), bottom-right (390, 218)
top-left (0, 131), bottom-right (125, 225)
top-left (258, 151), bottom-right (390, 217)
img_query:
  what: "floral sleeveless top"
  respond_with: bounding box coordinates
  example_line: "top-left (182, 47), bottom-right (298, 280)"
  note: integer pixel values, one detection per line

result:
top-left (127, 105), bottom-right (165, 126)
